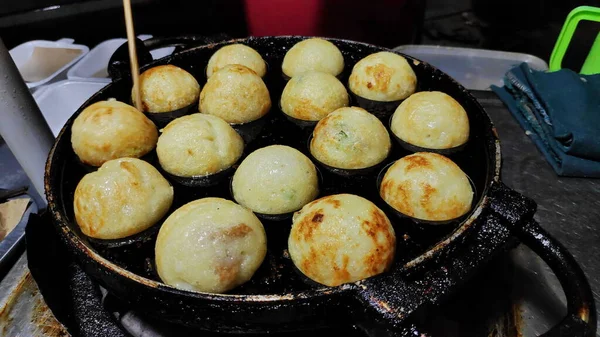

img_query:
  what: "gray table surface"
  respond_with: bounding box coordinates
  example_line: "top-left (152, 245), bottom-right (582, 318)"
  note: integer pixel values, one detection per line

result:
top-left (472, 90), bottom-right (600, 336)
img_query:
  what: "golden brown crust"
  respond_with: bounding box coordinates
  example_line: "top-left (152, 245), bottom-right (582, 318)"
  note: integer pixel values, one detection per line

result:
top-left (310, 107), bottom-right (391, 169)
top-left (322, 196), bottom-right (341, 209)
top-left (380, 152), bottom-right (473, 221)
top-left (71, 100), bottom-right (158, 167)
top-left (390, 91), bottom-right (470, 149)
top-left (206, 44), bottom-right (266, 78)
top-left (216, 261), bottom-right (241, 286)
top-left (232, 145), bottom-right (319, 215)
top-left (296, 207), bottom-right (324, 241)
top-left (282, 38), bottom-right (344, 77)
top-left (349, 52), bottom-right (417, 102)
top-left (288, 194), bottom-right (396, 286)
top-left (154, 198), bottom-right (267, 294)
top-left (361, 208), bottom-right (396, 274)
top-left (199, 65), bottom-right (271, 124)
top-left (331, 254), bottom-right (351, 286)
top-left (364, 64), bottom-right (392, 92)
top-left (135, 65), bottom-right (200, 113)
top-left (403, 154), bottom-right (431, 171)
top-left (73, 158), bottom-right (173, 239)
top-left (361, 208), bottom-right (396, 276)
top-left (221, 223), bottom-right (253, 239)
top-left (156, 113), bottom-right (244, 177)
top-left (280, 71), bottom-right (349, 121)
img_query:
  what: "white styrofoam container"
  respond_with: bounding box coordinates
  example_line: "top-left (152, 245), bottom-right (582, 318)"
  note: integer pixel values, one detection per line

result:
top-left (33, 80), bottom-right (107, 136)
top-left (9, 38), bottom-right (89, 89)
top-left (393, 45), bottom-right (549, 91)
top-left (150, 46), bottom-right (178, 61)
top-left (67, 35), bottom-right (175, 82)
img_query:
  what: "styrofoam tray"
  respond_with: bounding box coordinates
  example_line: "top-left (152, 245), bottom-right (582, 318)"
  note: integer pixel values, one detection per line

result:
top-left (9, 38), bottom-right (89, 89)
top-left (67, 35), bottom-right (175, 82)
top-left (393, 45), bottom-right (549, 91)
top-left (33, 80), bottom-right (107, 136)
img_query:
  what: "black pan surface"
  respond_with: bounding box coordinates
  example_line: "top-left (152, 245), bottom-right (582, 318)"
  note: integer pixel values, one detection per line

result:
top-left (44, 36), bottom-right (595, 336)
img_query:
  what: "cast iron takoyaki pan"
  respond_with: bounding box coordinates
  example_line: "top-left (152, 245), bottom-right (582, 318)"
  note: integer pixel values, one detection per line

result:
top-left (44, 36), bottom-right (595, 337)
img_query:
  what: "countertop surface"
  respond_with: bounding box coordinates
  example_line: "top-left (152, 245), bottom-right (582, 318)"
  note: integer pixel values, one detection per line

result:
top-left (473, 90), bottom-right (600, 336)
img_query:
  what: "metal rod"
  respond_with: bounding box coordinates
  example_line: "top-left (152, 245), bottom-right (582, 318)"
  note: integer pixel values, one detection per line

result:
top-left (0, 37), bottom-right (54, 205)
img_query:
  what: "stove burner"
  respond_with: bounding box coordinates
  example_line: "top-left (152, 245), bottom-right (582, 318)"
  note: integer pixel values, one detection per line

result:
top-left (25, 211), bottom-right (521, 337)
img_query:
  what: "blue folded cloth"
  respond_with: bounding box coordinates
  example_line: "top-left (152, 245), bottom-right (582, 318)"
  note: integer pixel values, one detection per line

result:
top-left (492, 63), bottom-right (600, 178)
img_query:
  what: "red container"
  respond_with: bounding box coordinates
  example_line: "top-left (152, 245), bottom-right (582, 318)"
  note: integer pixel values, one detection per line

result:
top-left (243, 0), bottom-right (424, 48)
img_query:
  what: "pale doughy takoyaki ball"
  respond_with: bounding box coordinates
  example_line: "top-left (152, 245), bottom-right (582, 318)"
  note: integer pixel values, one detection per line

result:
top-left (155, 198), bottom-right (267, 294)
top-left (349, 52), bottom-right (416, 102)
top-left (280, 71), bottom-right (349, 121)
top-left (232, 145), bottom-right (319, 215)
top-left (71, 100), bottom-right (158, 167)
top-left (74, 158), bottom-right (173, 239)
top-left (390, 91), bottom-right (469, 149)
top-left (206, 44), bottom-right (267, 78)
top-left (156, 114), bottom-right (244, 177)
top-left (135, 65), bottom-right (200, 113)
top-left (380, 152), bottom-right (473, 221)
top-left (310, 107), bottom-right (391, 169)
top-left (288, 194), bottom-right (396, 286)
top-left (200, 64), bottom-right (271, 124)
top-left (282, 38), bottom-right (344, 77)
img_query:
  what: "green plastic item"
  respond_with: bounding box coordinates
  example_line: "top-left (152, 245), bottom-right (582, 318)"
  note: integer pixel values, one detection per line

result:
top-left (549, 6), bottom-right (600, 75)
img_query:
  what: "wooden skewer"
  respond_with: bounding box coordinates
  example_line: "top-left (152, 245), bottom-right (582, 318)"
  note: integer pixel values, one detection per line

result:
top-left (123, 0), bottom-right (143, 111)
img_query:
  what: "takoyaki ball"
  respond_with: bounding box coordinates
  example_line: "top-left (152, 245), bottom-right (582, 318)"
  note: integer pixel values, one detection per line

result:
top-left (391, 91), bottom-right (469, 150)
top-left (155, 198), bottom-right (267, 293)
top-left (232, 145), bottom-right (319, 215)
top-left (280, 71), bottom-right (349, 122)
top-left (310, 107), bottom-right (391, 170)
top-left (349, 52), bottom-right (416, 102)
top-left (380, 152), bottom-right (473, 222)
top-left (156, 114), bottom-right (243, 177)
top-left (74, 158), bottom-right (173, 239)
top-left (134, 65), bottom-right (200, 113)
top-left (288, 194), bottom-right (396, 286)
top-left (206, 44), bottom-right (267, 78)
top-left (200, 65), bottom-right (271, 124)
top-left (282, 38), bottom-right (344, 78)
top-left (71, 100), bottom-right (158, 167)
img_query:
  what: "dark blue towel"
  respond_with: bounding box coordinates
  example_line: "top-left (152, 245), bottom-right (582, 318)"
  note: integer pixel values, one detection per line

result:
top-left (492, 63), bottom-right (600, 178)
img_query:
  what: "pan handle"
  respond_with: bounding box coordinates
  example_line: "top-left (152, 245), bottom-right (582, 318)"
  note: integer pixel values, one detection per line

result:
top-left (489, 182), bottom-right (596, 337)
top-left (514, 219), bottom-right (596, 337)
top-left (353, 182), bottom-right (595, 337)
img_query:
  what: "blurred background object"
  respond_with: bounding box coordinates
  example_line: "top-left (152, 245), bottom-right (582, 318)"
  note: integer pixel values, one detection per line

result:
top-left (548, 5), bottom-right (600, 74)
top-left (1, 0), bottom-right (599, 71)
top-left (0, 0), bottom-right (424, 49)
top-left (243, 0), bottom-right (426, 47)
top-left (0, 0), bottom-right (249, 49)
